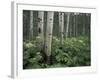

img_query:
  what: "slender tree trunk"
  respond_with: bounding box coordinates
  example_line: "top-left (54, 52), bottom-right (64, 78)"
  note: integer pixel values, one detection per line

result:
top-left (37, 11), bottom-right (44, 49)
top-left (45, 11), bottom-right (54, 64)
top-left (77, 13), bottom-right (80, 36)
top-left (65, 13), bottom-right (70, 38)
top-left (29, 11), bottom-right (33, 40)
top-left (69, 13), bottom-right (73, 37)
top-left (73, 13), bottom-right (77, 37)
top-left (59, 12), bottom-right (64, 45)
top-left (87, 13), bottom-right (91, 35)
top-left (82, 14), bottom-right (86, 35)
top-left (78, 13), bottom-right (81, 36)
top-left (75, 13), bottom-right (79, 37)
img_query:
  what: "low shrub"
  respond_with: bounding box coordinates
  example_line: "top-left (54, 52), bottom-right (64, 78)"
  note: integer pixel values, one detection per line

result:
top-left (23, 36), bottom-right (91, 69)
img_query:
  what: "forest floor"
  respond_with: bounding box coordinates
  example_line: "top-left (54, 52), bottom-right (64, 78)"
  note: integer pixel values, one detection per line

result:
top-left (23, 36), bottom-right (90, 69)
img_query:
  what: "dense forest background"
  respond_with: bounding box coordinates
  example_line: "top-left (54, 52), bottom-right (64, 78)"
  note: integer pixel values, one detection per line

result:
top-left (23, 10), bottom-right (91, 69)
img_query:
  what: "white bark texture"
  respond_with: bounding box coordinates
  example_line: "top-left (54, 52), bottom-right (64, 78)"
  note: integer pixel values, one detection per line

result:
top-left (66, 13), bottom-right (70, 38)
top-left (45, 11), bottom-right (54, 56)
top-left (38, 11), bottom-right (44, 47)
top-left (59, 12), bottom-right (64, 45)
top-left (29, 11), bottom-right (33, 40)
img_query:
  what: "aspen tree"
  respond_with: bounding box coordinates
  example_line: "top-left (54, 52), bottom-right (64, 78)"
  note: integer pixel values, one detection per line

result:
top-left (82, 14), bottom-right (86, 35)
top-left (73, 13), bottom-right (77, 37)
top-left (65, 13), bottom-right (70, 38)
top-left (29, 11), bottom-right (33, 40)
top-left (75, 13), bottom-right (79, 36)
top-left (69, 13), bottom-right (73, 37)
top-left (87, 13), bottom-right (91, 35)
top-left (59, 12), bottom-right (64, 45)
top-left (45, 11), bottom-right (54, 64)
top-left (37, 11), bottom-right (44, 48)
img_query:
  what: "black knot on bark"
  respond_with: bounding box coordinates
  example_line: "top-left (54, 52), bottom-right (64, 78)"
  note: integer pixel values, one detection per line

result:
top-left (49, 33), bottom-right (52, 35)
top-left (38, 28), bottom-right (41, 33)
top-left (50, 18), bottom-right (52, 21)
top-left (59, 46), bottom-right (63, 50)
top-left (37, 18), bottom-right (42, 22)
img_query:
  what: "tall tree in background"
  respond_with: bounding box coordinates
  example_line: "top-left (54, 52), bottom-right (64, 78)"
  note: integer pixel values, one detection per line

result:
top-left (59, 12), bottom-right (64, 45)
top-left (73, 13), bottom-right (76, 37)
top-left (37, 11), bottom-right (44, 49)
top-left (65, 13), bottom-right (70, 38)
top-left (29, 11), bottom-right (34, 40)
top-left (82, 13), bottom-right (86, 35)
top-left (69, 13), bottom-right (73, 37)
top-left (86, 13), bottom-right (91, 35)
top-left (76, 13), bottom-right (80, 36)
top-left (45, 11), bottom-right (54, 64)
top-left (75, 13), bottom-right (79, 37)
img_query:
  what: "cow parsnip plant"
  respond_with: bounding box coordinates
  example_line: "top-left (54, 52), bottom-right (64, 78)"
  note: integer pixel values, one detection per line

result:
top-left (23, 36), bottom-right (90, 69)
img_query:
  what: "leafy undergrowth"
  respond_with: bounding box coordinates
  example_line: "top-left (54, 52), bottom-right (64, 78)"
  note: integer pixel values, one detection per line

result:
top-left (23, 36), bottom-right (91, 69)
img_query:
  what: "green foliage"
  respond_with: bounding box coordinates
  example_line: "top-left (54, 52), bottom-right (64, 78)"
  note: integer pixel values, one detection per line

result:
top-left (23, 39), bottom-right (43, 69)
top-left (52, 36), bottom-right (90, 67)
top-left (23, 36), bottom-right (90, 69)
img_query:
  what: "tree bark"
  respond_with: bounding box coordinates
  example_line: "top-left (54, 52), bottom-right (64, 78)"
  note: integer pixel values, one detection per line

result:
top-left (69, 13), bottom-right (73, 37)
top-left (45, 11), bottom-right (54, 64)
top-left (73, 13), bottom-right (77, 37)
top-left (29, 11), bottom-right (33, 40)
top-left (59, 12), bottom-right (64, 45)
top-left (86, 13), bottom-right (91, 35)
top-left (75, 13), bottom-right (79, 37)
top-left (82, 14), bottom-right (86, 35)
top-left (65, 13), bottom-right (70, 38)
top-left (37, 11), bottom-right (44, 48)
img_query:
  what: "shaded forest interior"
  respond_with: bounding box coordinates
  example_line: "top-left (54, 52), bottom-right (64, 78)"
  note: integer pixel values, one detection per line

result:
top-left (23, 10), bottom-right (91, 69)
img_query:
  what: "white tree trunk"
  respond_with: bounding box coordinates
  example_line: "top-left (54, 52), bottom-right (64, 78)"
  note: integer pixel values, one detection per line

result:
top-left (73, 13), bottom-right (76, 37)
top-left (45, 11), bottom-right (54, 64)
top-left (29, 11), bottom-right (33, 40)
top-left (59, 12), bottom-right (64, 45)
top-left (75, 13), bottom-right (79, 36)
top-left (37, 11), bottom-right (44, 48)
top-left (66, 13), bottom-right (70, 38)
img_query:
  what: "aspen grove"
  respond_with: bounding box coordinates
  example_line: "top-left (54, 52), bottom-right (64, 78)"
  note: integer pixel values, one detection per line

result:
top-left (23, 10), bottom-right (91, 69)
